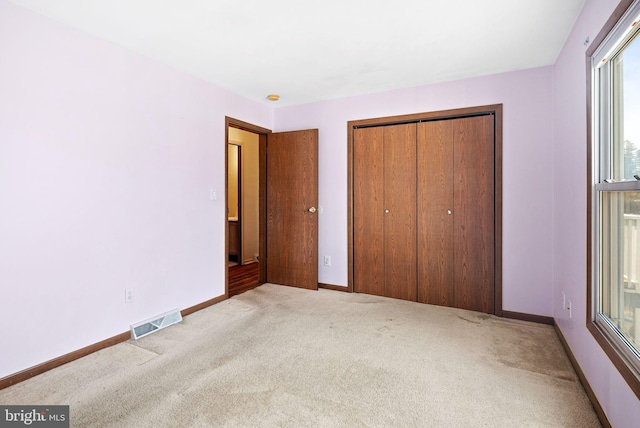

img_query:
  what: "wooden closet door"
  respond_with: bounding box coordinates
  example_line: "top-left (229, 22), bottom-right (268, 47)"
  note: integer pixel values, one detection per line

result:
top-left (353, 124), bottom-right (417, 300)
top-left (353, 127), bottom-right (385, 296)
top-left (417, 120), bottom-right (454, 305)
top-left (453, 116), bottom-right (495, 313)
top-left (383, 124), bottom-right (417, 301)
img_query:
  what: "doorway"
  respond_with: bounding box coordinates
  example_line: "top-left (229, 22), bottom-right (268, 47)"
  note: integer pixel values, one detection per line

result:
top-left (226, 119), bottom-right (268, 297)
top-left (224, 117), bottom-right (320, 297)
top-left (227, 131), bottom-right (260, 267)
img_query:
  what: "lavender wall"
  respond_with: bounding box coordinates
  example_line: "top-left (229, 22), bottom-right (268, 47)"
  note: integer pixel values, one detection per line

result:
top-left (553, 0), bottom-right (640, 425)
top-left (0, 0), bottom-right (271, 378)
top-left (3, 0), bottom-right (639, 422)
top-left (274, 67), bottom-right (555, 317)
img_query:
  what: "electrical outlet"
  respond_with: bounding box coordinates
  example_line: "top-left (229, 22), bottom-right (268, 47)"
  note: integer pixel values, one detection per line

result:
top-left (324, 255), bottom-right (331, 266)
top-left (562, 291), bottom-right (566, 310)
top-left (125, 288), bottom-right (134, 303)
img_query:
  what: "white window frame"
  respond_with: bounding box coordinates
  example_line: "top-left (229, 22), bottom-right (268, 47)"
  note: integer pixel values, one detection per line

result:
top-left (589, 0), bottom-right (640, 399)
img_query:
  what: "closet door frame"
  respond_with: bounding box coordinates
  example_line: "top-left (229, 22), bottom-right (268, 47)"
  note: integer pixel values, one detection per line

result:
top-left (347, 104), bottom-right (503, 316)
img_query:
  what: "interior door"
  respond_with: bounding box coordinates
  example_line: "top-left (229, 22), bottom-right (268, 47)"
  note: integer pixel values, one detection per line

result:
top-left (417, 115), bottom-right (495, 313)
top-left (349, 106), bottom-right (500, 314)
top-left (453, 115), bottom-right (494, 313)
top-left (383, 124), bottom-right (417, 300)
top-left (353, 126), bottom-right (385, 296)
top-left (417, 120), bottom-right (454, 306)
top-left (353, 124), bottom-right (417, 301)
top-left (266, 129), bottom-right (319, 290)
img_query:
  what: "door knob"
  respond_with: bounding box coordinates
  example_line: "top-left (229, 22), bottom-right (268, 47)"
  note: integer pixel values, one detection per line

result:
top-left (384, 209), bottom-right (390, 213)
top-left (447, 210), bottom-right (452, 215)
top-left (308, 207), bottom-right (317, 213)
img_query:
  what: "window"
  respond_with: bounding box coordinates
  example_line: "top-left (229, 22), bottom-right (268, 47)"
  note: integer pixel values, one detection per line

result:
top-left (589, 0), bottom-right (640, 397)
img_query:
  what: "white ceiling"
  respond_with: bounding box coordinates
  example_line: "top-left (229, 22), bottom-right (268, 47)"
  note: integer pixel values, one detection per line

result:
top-left (10, 0), bottom-right (586, 107)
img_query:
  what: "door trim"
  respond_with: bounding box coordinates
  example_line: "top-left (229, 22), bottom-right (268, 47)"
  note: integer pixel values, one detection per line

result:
top-left (225, 117), bottom-right (270, 296)
top-left (347, 104), bottom-right (503, 316)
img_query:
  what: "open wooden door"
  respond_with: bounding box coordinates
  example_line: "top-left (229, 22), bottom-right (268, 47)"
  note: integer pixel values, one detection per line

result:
top-left (266, 129), bottom-right (319, 290)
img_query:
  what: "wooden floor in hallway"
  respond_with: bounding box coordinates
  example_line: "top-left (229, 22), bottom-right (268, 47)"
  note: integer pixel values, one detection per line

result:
top-left (228, 262), bottom-right (260, 297)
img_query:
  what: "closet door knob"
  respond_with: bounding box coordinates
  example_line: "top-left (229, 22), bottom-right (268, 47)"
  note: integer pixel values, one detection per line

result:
top-left (384, 209), bottom-right (390, 213)
top-left (308, 207), bottom-right (317, 213)
top-left (447, 210), bottom-right (452, 215)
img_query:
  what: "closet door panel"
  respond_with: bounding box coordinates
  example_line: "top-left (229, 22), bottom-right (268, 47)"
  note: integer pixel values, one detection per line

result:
top-left (417, 120), bottom-right (454, 305)
top-left (383, 124), bottom-right (417, 301)
top-left (353, 127), bottom-right (386, 296)
top-left (453, 116), bottom-right (495, 313)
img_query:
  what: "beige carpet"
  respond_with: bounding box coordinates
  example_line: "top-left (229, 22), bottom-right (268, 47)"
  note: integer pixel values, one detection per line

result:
top-left (0, 284), bottom-right (600, 427)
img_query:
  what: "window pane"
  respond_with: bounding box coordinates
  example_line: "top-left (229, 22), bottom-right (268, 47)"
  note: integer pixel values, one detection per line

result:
top-left (600, 191), bottom-right (640, 353)
top-left (612, 31), bottom-right (640, 180)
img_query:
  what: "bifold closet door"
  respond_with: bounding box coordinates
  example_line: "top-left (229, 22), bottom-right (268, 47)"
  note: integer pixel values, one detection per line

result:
top-left (417, 115), bottom-right (495, 313)
top-left (353, 124), bottom-right (417, 301)
top-left (353, 126), bottom-right (385, 296)
top-left (453, 115), bottom-right (494, 313)
top-left (384, 124), bottom-right (417, 301)
top-left (417, 120), bottom-right (455, 306)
